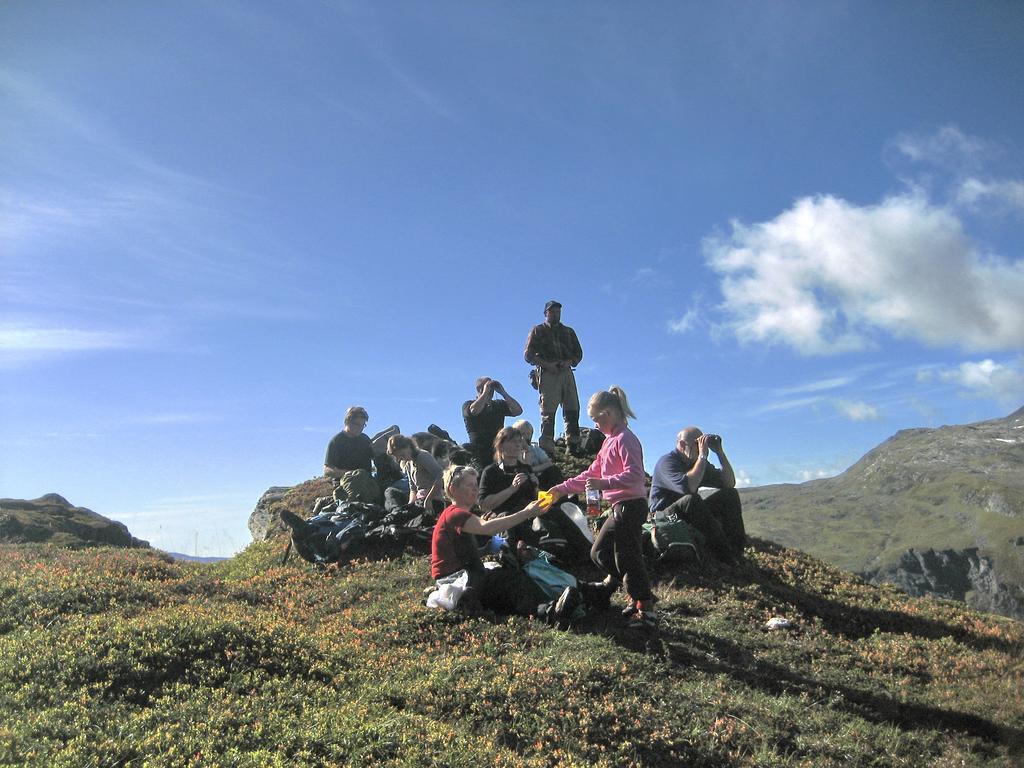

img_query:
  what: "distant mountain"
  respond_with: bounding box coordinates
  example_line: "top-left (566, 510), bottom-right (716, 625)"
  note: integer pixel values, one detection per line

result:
top-left (741, 407), bottom-right (1024, 620)
top-left (0, 494), bottom-right (149, 549)
top-left (165, 552), bottom-right (228, 563)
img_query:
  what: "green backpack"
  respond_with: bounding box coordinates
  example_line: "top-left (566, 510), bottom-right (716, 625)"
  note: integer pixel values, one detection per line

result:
top-left (642, 518), bottom-right (704, 565)
top-left (334, 469), bottom-right (383, 506)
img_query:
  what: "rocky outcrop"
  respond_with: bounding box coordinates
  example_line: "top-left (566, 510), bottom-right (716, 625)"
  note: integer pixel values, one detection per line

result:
top-left (863, 547), bottom-right (1024, 621)
top-left (0, 494), bottom-right (149, 549)
top-left (247, 478), bottom-right (334, 542)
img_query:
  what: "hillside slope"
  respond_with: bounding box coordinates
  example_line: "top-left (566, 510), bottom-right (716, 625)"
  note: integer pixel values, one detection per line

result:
top-left (1, 536), bottom-right (1021, 766)
top-left (0, 494), bottom-right (149, 549)
top-left (741, 408), bottom-right (1024, 620)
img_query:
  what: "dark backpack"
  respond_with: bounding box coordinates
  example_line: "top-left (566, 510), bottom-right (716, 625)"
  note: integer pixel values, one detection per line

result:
top-left (290, 511), bottom-right (367, 566)
top-left (580, 428), bottom-right (605, 455)
top-left (642, 518), bottom-right (703, 565)
top-left (284, 501), bottom-right (385, 567)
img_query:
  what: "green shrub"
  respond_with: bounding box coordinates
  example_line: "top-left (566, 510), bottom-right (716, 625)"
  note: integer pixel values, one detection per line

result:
top-left (1, 539), bottom-right (1021, 766)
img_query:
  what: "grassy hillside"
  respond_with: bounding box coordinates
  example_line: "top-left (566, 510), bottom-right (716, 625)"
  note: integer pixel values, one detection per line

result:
top-left (740, 409), bottom-right (1024, 617)
top-left (2, 537), bottom-right (1022, 767)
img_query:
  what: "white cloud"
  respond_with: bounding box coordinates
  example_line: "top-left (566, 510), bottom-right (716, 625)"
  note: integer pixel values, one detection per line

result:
top-left (799, 467), bottom-right (834, 482)
top-left (834, 399), bottom-right (880, 421)
top-left (754, 395), bottom-right (826, 414)
top-left (0, 325), bottom-right (135, 352)
top-left (774, 375), bottom-right (853, 396)
top-left (705, 193), bottom-right (1024, 354)
top-left (667, 307), bottom-right (698, 335)
top-left (0, 325), bottom-right (141, 369)
top-left (734, 469), bottom-right (753, 488)
top-left (956, 178), bottom-right (1024, 216)
top-left (632, 267), bottom-right (657, 282)
top-left (939, 359), bottom-right (1024, 405)
top-left (891, 125), bottom-right (991, 170)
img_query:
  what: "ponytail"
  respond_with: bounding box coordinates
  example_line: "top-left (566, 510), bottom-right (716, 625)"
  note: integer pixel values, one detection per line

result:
top-left (609, 386), bottom-right (637, 420)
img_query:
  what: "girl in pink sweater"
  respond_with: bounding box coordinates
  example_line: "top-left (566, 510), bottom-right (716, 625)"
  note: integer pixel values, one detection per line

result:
top-left (549, 386), bottom-right (657, 629)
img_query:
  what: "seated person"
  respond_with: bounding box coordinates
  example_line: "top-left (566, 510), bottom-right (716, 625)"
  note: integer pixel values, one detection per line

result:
top-left (431, 464), bottom-right (578, 627)
top-left (649, 427), bottom-right (746, 564)
top-left (462, 377), bottom-right (523, 467)
top-left (511, 418), bottom-right (563, 490)
top-left (324, 406), bottom-right (375, 479)
top-left (324, 405), bottom-right (384, 504)
top-left (479, 427), bottom-right (540, 547)
top-left (483, 427), bottom-right (590, 563)
top-left (387, 435), bottom-right (445, 514)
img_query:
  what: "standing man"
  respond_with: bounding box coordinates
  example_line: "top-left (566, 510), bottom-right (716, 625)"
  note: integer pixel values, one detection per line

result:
top-left (524, 300), bottom-right (583, 456)
top-left (462, 377), bottom-right (523, 467)
top-left (648, 427), bottom-right (746, 564)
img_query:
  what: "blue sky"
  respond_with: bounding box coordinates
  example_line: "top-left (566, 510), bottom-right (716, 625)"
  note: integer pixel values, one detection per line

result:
top-left (2, 1), bottom-right (1022, 557)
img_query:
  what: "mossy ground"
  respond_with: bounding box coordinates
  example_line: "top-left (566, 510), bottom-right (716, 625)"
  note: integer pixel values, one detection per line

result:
top-left (2, 533), bottom-right (1022, 767)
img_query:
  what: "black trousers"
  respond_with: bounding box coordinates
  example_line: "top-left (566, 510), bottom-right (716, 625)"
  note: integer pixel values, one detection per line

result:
top-left (591, 498), bottom-right (653, 602)
top-left (663, 488), bottom-right (745, 562)
top-left (462, 563), bottom-right (549, 617)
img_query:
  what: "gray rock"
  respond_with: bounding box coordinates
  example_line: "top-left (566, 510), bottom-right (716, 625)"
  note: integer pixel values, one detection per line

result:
top-left (247, 477), bottom-right (336, 543)
top-left (864, 547), bottom-right (1024, 621)
top-left (247, 486), bottom-right (293, 542)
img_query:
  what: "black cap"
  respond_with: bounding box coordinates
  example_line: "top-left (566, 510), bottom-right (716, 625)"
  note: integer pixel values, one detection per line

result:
top-left (544, 300), bottom-right (562, 312)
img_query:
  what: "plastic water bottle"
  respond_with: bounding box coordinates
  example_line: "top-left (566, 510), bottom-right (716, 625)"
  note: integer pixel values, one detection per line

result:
top-left (486, 534), bottom-right (506, 554)
top-left (585, 488), bottom-right (601, 517)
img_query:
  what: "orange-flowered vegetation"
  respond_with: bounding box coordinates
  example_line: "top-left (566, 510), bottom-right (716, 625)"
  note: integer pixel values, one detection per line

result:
top-left (1, 536), bottom-right (1021, 767)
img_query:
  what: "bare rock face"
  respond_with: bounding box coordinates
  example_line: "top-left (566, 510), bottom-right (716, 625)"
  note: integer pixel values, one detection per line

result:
top-left (864, 548), bottom-right (1024, 621)
top-left (247, 477), bottom-right (334, 542)
top-left (0, 495), bottom-right (149, 549)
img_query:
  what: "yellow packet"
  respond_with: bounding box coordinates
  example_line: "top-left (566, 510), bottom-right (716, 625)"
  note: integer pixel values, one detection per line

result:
top-left (536, 490), bottom-right (555, 509)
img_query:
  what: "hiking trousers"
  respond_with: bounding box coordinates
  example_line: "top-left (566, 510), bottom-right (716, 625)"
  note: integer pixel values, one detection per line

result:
top-left (591, 498), bottom-right (653, 603)
top-left (462, 564), bottom-right (550, 617)
top-left (664, 488), bottom-right (746, 562)
top-left (538, 368), bottom-right (580, 446)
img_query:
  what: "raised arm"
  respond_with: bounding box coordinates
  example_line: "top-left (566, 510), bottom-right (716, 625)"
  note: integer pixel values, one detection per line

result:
top-left (467, 380), bottom-right (495, 416)
top-left (709, 435), bottom-right (736, 489)
top-left (461, 500), bottom-right (547, 536)
top-left (684, 435), bottom-right (712, 492)
top-left (492, 381), bottom-right (522, 417)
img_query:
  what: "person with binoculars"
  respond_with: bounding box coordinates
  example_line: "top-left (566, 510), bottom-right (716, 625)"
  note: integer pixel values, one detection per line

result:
top-left (648, 426), bottom-right (746, 565)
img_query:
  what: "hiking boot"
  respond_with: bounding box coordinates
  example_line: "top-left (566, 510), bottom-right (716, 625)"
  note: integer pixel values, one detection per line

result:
top-left (621, 599), bottom-right (638, 617)
top-left (578, 581), bottom-right (613, 611)
top-left (280, 511), bottom-right (311, 536)
top-left (627, 609), bottom-right (660, 631)
top-left (427, 424), bottom-right (454, 442)
top-left (538, 436), bottom-right (557, 456)
top-left (552, 586), bottom-right (582, 630)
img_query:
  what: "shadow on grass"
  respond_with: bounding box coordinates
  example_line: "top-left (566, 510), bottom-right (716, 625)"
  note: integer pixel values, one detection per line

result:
top-left (660, 624), bottom-right (1023, 756)
top-left (711, 540), bottom-right (1022, 656)
top-left (569, 604), bottom-right (1022, 756)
